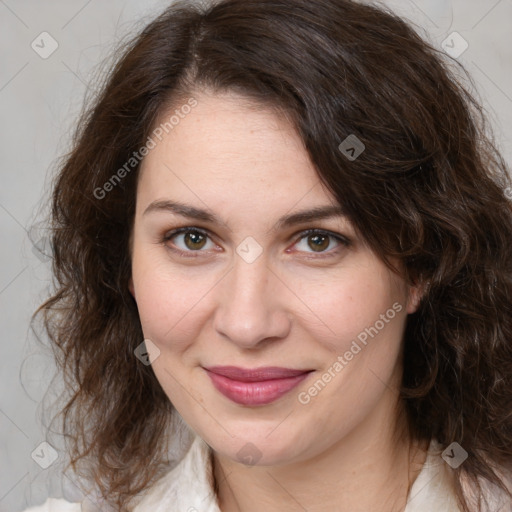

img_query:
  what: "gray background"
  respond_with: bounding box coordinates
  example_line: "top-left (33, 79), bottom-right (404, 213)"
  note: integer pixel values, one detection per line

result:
top-left (1, 1), bottom-right (511, 510)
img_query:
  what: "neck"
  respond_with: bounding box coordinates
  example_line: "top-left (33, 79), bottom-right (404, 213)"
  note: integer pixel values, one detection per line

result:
top-left (212, 402), bottom-right (429, 512)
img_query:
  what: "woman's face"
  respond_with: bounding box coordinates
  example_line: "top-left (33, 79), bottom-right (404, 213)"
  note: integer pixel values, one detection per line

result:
top-left (129, 90), bottom-right (422, 466)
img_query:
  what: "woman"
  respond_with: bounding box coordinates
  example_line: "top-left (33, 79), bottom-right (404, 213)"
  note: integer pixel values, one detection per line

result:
top-left (24, 0), bottom-right (512, 511)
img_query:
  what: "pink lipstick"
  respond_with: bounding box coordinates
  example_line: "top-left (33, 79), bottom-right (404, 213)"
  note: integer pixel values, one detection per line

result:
top-left (204, 366), bottom-right (313, 406)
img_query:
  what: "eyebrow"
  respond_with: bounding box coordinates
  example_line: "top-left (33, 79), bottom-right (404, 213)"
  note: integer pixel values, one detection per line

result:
top-left (142, 200), bottom-right (347, 232)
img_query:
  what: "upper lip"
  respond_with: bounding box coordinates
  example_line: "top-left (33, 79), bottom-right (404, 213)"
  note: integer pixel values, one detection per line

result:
top-left (204, 366), bottom-right (313, 382)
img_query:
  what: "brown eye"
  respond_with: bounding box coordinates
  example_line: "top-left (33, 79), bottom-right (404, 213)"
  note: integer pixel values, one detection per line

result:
top-left (306, 233), bottom-right (330, 252)
top-left (162, 228), bottom-right (215, 257)
top-left (293, 229), bottom-right (350, 257)
top-left (182, 231), bottom-right (207, 250)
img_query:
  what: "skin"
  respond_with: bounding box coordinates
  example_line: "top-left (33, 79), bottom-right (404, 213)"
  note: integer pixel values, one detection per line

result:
top-left (129, 89), bottom-right (429, 512)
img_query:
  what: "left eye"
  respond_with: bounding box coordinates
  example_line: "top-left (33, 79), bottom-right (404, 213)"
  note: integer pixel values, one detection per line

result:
top-left (162, 228), bottom-right (350, 258)
top-left (292, 229), bottom-right (349, 255)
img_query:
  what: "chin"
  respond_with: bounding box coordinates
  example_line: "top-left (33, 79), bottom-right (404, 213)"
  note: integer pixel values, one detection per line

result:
top-left (208, 425), bottom-right (311, 467)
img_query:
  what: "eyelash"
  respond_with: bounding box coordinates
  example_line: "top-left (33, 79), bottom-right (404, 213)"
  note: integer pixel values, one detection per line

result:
top-left (160, 227), bottom-right (351, 259)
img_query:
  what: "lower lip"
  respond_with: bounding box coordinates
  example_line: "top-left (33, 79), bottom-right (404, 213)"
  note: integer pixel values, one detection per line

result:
top-left (205, 370), bottom-right (312, 406)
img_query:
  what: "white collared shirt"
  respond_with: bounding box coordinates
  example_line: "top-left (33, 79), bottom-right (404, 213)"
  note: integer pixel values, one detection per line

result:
top-left (23, 434), bottom-right (471, 512)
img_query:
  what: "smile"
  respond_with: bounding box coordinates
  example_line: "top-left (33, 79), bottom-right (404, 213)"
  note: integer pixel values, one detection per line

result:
top-left (203, 366), bottom-right (314, 406)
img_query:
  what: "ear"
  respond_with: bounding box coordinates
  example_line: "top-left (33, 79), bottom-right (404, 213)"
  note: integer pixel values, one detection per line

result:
top-left (405, 279), bottom-right (429, 314)
top-left (128, 276), bottom-right (135, 299)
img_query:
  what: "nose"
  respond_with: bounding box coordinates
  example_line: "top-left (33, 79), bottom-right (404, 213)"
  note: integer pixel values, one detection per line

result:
top-left (212, 251), bottom-right (291, 349)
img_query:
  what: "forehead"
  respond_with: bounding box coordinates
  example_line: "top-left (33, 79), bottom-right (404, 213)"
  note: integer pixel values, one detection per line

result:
top-left (136, 92), bottom-right (341, 226)
top-left (140, 91), bottom-right (311, 181)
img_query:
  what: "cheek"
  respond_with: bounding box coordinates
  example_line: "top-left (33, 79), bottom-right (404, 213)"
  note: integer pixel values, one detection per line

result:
top-left (297, 278), bottom-right (407, 436)
top-left (303, 269), bottom-right (408, 412)
top-left (131, 247), bottom-right (224, 356)
top-left (291, 260), bottom-right (408, 356)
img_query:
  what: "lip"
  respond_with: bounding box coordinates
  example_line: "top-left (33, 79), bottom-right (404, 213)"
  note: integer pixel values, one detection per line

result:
top-left (204, 366), bottom-right (314, 406)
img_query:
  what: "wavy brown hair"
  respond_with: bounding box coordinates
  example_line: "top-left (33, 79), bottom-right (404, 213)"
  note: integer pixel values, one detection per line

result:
top-left (31, 0), bottom-right (512, 510)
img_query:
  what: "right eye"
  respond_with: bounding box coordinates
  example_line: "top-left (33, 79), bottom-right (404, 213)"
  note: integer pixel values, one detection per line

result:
top-left (161, 227), bottom-right (218, 258)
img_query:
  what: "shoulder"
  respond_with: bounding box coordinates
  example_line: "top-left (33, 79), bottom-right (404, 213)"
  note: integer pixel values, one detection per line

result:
top-left (132, 434), bottom-right (220, 511)
top-left (21, 498), bottom-right (82, 512)
top-left (408, 439), bottom-right (512, 512)
top-left (405, 439), bottom-right (462, 512)
top-left (473, 460), bottom-right (512, 512)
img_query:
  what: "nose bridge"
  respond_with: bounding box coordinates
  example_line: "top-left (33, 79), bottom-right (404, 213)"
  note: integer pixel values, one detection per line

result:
top-left (213, 250), bottom-right (289, 347)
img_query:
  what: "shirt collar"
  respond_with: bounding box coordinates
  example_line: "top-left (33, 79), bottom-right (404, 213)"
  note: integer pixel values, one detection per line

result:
top-left (133, 434), bottom-right (460, 512)
top-left (133, 433), bottom-right (220, 512)
top-left (404, 439), bottom-right (461, 511)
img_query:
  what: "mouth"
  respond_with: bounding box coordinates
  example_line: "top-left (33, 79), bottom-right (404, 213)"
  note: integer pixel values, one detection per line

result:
top-left (203, 366), bottom-right (314, 406)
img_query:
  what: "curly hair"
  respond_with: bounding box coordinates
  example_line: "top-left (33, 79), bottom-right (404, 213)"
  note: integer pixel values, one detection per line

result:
top-left (32, 0), bottom-right (512, 510)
